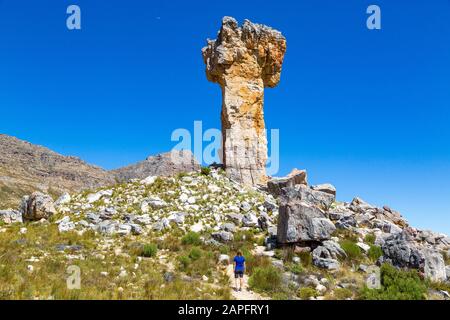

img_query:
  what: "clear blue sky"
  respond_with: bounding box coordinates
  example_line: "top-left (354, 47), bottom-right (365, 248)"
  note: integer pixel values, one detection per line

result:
top-left (0, 1), bottom-right (449, 234)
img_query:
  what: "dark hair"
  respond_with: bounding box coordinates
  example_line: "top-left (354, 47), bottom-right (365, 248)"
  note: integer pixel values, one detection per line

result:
top-left (237, 250), bottom-right (242, 256)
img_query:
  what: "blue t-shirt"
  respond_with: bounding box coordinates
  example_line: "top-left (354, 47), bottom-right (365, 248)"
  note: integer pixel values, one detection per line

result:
top-left (234, 255), bottom-right (245, 272)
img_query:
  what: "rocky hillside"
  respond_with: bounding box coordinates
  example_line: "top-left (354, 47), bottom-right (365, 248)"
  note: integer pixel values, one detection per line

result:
top-left (0, 134), bottom-right (200, 209)
top-left (0, 134), bottom-right (114, 209)
top-left (1, 167), bottom-right (449, 300)
top-left (111, 150), bottom-right (200, 182)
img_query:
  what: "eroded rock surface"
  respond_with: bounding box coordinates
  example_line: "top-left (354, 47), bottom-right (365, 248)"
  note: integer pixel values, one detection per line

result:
top-left (202, 17), bottom-right (286, 186)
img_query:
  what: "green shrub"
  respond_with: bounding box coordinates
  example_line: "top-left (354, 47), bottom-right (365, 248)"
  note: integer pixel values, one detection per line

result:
top-left (177, 172), bottom-right (188, 178)
top-left (333, 288), bottom-right (353, 300)
top-left (367, 245), bottom-right (383, 262)
top-left (428, 281), bottom-right (450, 293)
top-left (360, 264), bottom-right (427, 300)
top-left (333, 229), bottom-right (359, 242)
top-left (288, 263), bottom-right (304, 275)
top-left (248, 265), bottom-right (282, 294)
top-left (178, 255), bottom-right (191, 270)
top-left (340, 240), bottom-right (363, 261)
top-left (298, 287), bottom-right (318, 300)
top-left (364, 234), bottom-right (376, 245)
top-left (188, 247), bottom-right (202, 261)
top-left (272, 292), bottom-right (290, 300)
top-left (243, 250), bottom-right (271, 275)
top-left (219, 246), bottom-right (230, 254)
top-left (443, 251), bottom-right (450, 265)
top-left (200, 167), bottom-right (211, 176)
top-left (298, 251), bottom-right (312, 268)
top-left (141, 244), bottom-right (158, 257)
top-left (281, 247), bottom-right (295, 263)
top-left (234, 230), bottom-right (255, 243)
top-left (181, 232), bottom-right (202, 246)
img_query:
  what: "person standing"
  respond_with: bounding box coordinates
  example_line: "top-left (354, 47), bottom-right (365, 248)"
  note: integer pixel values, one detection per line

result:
top-left (233, 250), bottom-right (245, 291)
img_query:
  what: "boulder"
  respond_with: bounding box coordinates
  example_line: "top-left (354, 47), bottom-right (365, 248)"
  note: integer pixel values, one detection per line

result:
top-left (277, 195), bottom-right (335, 244)
top-left (312, 246), bottom-right (340, 270)
top-left (86, 190), bottom-right (112, 203)
top-left (56, 216), bottom-right (75, 232)
top-left (282, 185), bottom-right (335, 210)
top-left (55, 193), bottom-right (71, 206)
top-left (0, 210), bottom-right (22, 224)
top-left (267, 168), bottom-right (308, 197)
top-left (349, 197), bottom-right (373, 214)
top-left (212, 231), bottom-right (234, 242)
top-left (220, 222), bottom-right (236, 233)
top-left (335, 215), bottom-right (357, 229)
top-left (321, 240), bottom-right (347, 259)
top-left (97, 220), bottom-right (118, 235)
top-left (381, 231), bottom-right (424, 270)
top-left (20, 192), bottom-right (56, 221)
top-left (311, 184), bottom-right (336, 196)
top-left (242, 212), bottom-right (258, 227)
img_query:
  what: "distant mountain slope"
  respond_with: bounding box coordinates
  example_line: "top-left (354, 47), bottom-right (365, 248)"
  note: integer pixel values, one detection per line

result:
top-left (0, 134), bottom-right (200, 209)
top-left (111, 150), bottom-right (200, 182)
top-left (0, 134), bottom-right (115, 208)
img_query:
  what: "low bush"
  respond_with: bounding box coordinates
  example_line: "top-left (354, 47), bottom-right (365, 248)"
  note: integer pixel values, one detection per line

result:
top-left (188, 247), bottom-right (202, 261)
top-left (367, 245), bottom-right (383, 262)
top-left (181, 232), bottom-right (202, 246)
top-left (340, 240), bottom-right (363, 262)
top-left (364, 234), bottom-right (376, 245)
top-left (289, 263), bottom-right (304, 275)
top-left (298, 251), bottom-right (312, 268)
top-left (333, 288), bottom-right (353, 300)
top-left (243, 250), bottom-right (271, 275)
top-left (200, 167), bottom-right (211, 176)
top-left (359, 263), bottom-right (427, 300)
top-left (177, 255), bottom-right (191, 270)
top-left (298, 287), bottom-right (318, 300)
top-left (141, 244), bottom-right (158, 257)
top-left (248, 265), bottom-right (282, 294)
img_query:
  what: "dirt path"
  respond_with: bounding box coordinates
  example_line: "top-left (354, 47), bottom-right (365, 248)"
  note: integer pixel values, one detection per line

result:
top-left (226, 264), bottom-right (268, 300)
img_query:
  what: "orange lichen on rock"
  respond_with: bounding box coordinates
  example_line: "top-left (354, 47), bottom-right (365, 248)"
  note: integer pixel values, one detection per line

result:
top-left (202, 17), bottom-right (286, 186)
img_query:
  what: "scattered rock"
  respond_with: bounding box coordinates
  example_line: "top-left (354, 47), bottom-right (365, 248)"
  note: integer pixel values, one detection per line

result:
top-left (21, 192), bottom-right (56, 221)
top-left (267, 168), bottom-right (308, 197)
top-left (0, 210), bottom-right (22, 224)
top-left (212, 231), bottom-right (234, 242)
top-left (311, 184), bottom-right (336, 196)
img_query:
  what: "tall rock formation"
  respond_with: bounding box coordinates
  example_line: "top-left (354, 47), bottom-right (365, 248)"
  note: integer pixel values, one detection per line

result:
top-left (202, 17), bottom-right (286, 186)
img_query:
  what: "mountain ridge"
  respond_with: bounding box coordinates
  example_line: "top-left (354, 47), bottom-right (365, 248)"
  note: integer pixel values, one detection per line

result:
top-left (0, 134), bottom-right (199, 208)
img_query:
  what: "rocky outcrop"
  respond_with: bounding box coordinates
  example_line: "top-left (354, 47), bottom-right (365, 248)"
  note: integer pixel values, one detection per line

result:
top-left (381, 230), bottom-right (447, 282)
top-left (111, 150), bottom-right (200, 182)
top-left (277, 188), bottom-right (335, 244)
top-left (20, 192), bottom-right (56, 221)
top-left (202, 17), bottom-right (286, 186)
top-left (267, 168), bottom-right (308, 197)
top-left (312, 240), bottom-right (346, 270)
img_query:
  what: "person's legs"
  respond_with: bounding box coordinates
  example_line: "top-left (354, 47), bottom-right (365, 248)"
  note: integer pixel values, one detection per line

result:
top-left (240, 275), bottom-right (244, 290)
top-left (234, 272), bottom-right (239, 290)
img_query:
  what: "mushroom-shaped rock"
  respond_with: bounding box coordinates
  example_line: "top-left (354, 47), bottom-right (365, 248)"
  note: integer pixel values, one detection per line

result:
top-left (202, 17), bottom-right (287, 186)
